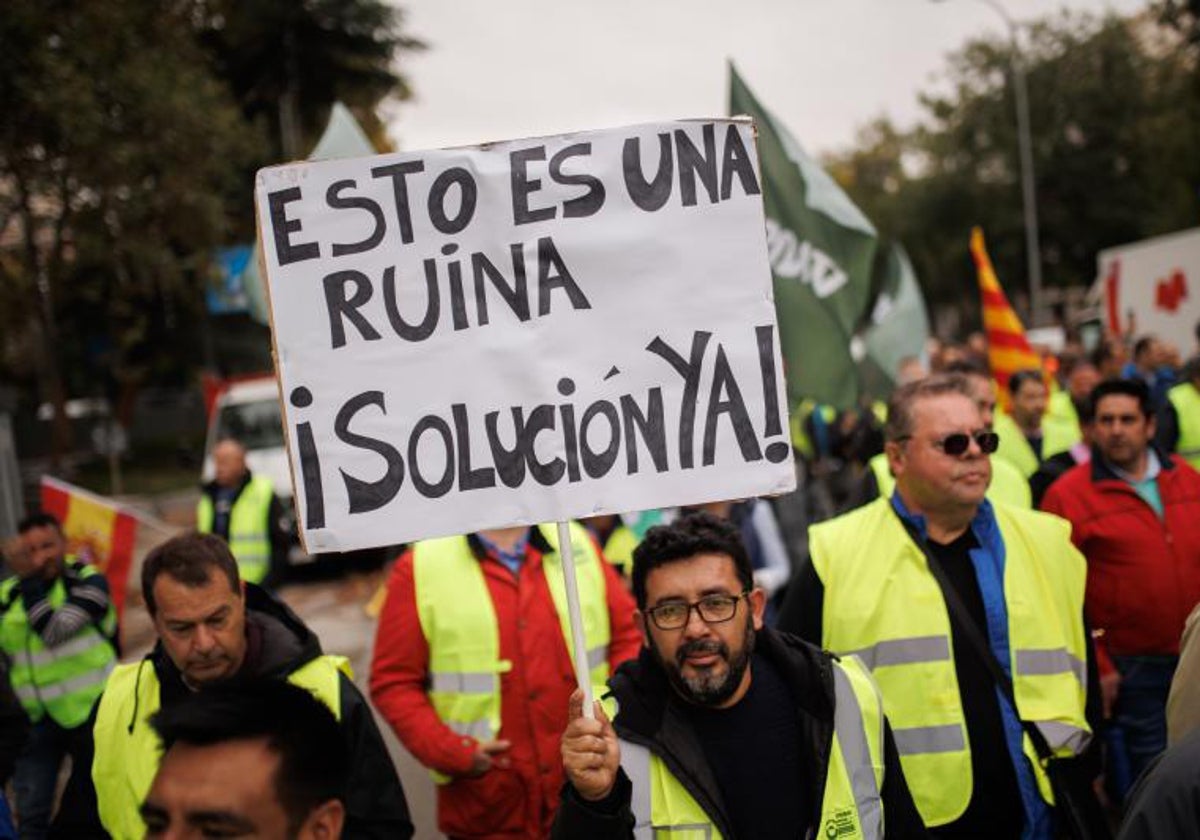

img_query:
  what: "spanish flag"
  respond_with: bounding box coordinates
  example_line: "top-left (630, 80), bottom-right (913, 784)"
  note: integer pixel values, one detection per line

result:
top-left (971, 227), bottom-right (1041, 405)
top-left (39, 477), bottom-right (137, 619)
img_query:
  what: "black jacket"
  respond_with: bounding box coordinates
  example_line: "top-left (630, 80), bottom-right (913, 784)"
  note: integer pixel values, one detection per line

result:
top-left (552, 628), bottom-right (927, 839)
top-left (1118, 726), bottom-right (1200, 840)
top-left (52, 584), bottom-right (412, 839)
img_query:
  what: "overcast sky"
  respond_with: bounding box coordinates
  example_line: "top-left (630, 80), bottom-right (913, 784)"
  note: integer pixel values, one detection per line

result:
top-left (386, 0), bottom-right (1151, 158)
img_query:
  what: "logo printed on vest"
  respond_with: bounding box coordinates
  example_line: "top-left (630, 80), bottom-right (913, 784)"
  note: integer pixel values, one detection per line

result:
top-left (825, 808), bottom-right (859, 838)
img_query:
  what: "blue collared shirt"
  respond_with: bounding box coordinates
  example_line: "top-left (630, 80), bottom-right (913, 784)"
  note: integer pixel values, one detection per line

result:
top-left (476, 530), bottom-right (530, 576)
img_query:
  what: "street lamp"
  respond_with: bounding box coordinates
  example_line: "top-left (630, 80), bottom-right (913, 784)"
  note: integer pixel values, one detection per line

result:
top-left (934, 0), bottom-right (1044, 326)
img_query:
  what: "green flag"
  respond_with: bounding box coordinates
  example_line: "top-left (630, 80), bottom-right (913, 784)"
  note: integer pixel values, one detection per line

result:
top-left (729, 65), bottom-right (877, 409)
top-left (857, 242), bottom-right (931, 400)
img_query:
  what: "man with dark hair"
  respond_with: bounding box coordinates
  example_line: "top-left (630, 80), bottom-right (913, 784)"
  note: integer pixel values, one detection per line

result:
top-left (142, 680), bottom-right (346, 840)
top-left (1122, 334), bottom-right (1178, 408)
top-left (1030, 391), bottom-right (1094, 508)
top-left (1048, 360), bottom-right (1100, 436)
top-left (1, 513), bottom-right (116, 838)
top-left (1042, 378), bottom-right (1200, 800)
top-left (993, 369), bottom-right (1079, 478)
top-left (554, 511), bottom-right (926, 839)
top-left (1092, 339), bottom-right (1129, 380)
top-left (57, 532), bottom-right (411, 839)
top-left (781, 375), bottom-right (1100, 838)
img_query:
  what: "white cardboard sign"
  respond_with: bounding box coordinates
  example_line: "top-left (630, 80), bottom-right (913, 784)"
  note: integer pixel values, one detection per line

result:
top-left (255, 119), bottom-right (795, 553)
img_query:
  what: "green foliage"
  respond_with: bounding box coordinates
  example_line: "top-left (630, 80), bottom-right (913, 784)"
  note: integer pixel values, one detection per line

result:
top-left (195, 0), bottom-right (424, 160)
top-left (825, 11), bottom-right (1200, 328)
top-left (0, 0), bottom-right (423, 454)
top-left (0, 0), bottom-right (255, 404)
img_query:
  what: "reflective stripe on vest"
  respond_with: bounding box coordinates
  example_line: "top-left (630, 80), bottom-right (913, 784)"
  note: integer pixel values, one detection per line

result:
top-left (619, 656), bottom-right (885, 840)
top-left (413, 522), bottom-right (612, 784)
top-left (869, 453), bottom-right (1031, 509)
top-left (0, 564), bottom-right (117, 727)
top-left (1168, 384), bottom-right (1200, 470)
top-left (809, 498), bottom-right (1090, 826)
top-left (92, 654), bottom-right (349, 840)
top-left (196, 476), bottom-right (274, 584)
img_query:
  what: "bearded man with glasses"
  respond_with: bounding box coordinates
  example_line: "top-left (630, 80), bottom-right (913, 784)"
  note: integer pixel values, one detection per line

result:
top-left (779, 374), bottom-right (1103, 839)
top-left (554, 511), bottom-right (927, 839)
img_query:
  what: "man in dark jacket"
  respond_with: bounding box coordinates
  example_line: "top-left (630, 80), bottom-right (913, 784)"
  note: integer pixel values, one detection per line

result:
top-left (554, 512), bottom-right (926, 839)
top-left (54, 533), bottom-right (411, 839)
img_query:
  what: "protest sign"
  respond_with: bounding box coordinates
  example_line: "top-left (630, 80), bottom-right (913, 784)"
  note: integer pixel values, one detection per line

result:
top-left (255, 119), bottom-right (795, 553)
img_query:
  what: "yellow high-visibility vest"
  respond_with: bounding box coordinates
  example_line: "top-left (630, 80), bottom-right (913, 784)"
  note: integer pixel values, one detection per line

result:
top-left (993, 411), bottom-right (1080, 478)
top-left (868, 452), bottom-right (1031, 509)
top-left (196, 476), bottom-right (274, 584)
top-left (1046, 391), bottom-right (1082, 440)
top-left (91, 654), bottom-right (349, 840)
top-left (809, 498), bottom-right (1090, 826)
top-left (0, 561), bottom-right (117, 727)
top-left (412, 522), bottom-right (611, 782)
top-left (617, 655), bottom-right (887, 839)
top-left (1167, 383), bottom-right (1200, 471)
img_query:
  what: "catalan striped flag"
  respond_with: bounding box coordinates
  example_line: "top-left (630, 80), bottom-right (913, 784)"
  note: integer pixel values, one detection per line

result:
top-left (971, 227), bottom-right (1041, 405)
top-left (39, 477), bottom-right (137, 619)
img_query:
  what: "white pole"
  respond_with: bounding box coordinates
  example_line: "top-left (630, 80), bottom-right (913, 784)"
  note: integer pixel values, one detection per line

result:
top-left (557, 520), bottom-right (595, 719)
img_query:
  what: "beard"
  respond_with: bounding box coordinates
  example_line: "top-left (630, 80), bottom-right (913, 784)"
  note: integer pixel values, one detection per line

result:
top-left (652, 614), bottom-right (756, 707)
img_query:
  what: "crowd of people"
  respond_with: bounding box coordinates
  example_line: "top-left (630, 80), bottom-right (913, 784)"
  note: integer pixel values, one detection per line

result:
top-left (0, 324), bottom-right (1199, 839)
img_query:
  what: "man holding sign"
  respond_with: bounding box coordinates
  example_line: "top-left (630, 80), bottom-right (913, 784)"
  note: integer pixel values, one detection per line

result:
top-left (256, 116), bottom-right (800, 835)
top-left (370, 522), bottom-right (640, 838)
top-left (555, 513), bottom-right (926, 839)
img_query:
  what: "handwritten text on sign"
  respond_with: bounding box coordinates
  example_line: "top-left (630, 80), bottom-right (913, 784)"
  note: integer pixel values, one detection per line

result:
top-left (256, 119), bottom-right (795, 552)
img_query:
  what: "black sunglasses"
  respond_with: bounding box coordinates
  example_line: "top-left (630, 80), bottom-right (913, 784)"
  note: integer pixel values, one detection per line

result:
top-left (897, 430), bottom-right (1000, 456)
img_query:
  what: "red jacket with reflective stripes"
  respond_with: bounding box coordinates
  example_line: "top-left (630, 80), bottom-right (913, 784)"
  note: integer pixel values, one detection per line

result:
top-left (369, 529), bottom-right (640, 839)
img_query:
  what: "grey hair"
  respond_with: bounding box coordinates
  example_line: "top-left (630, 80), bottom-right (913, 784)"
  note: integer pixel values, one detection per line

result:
top-left (885, 374), bottom-right (976, 442)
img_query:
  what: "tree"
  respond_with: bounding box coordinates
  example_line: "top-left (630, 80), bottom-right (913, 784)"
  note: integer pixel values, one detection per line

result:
top-left (825, 10), bottom-right (1200, 330)
top-left (0, 0), bottom-right (256, 461)
top-left (195, 0), bottom-right (424, 161)
top-left (1, 1), bottom-right (426, 466)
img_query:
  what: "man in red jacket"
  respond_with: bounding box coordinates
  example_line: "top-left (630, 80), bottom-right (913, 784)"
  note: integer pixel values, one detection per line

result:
top-left (370, 522), bottom-right (641, 839)
top-left (1042, 378), bottom-right (1200, 799)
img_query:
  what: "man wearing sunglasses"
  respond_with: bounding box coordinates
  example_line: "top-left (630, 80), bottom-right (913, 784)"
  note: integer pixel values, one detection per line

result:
top-left (780, 374), bottom-right (1099, 839)
top-left (554, 511), bottom-right (927, 839)
top-left (851, 360), bottom-right (1032, 512)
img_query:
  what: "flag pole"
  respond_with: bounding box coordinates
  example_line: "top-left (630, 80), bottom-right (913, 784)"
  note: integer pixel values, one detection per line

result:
top-left (557, 520), bottom-right (595, 719)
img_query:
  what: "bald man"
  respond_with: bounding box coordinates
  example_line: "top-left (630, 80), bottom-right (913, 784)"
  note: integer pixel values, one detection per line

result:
top-left (196, 439), bottom-right (288, 586)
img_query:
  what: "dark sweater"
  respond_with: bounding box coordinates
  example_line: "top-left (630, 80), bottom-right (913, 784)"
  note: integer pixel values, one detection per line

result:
top-left (684, 652), bottom-right (806, 838)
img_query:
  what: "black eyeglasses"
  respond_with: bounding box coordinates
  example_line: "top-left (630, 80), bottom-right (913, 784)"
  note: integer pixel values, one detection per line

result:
top-left (646, 592), bottom-right (748, 630)
top-left (896, 430), bottom-right (1000, 456)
